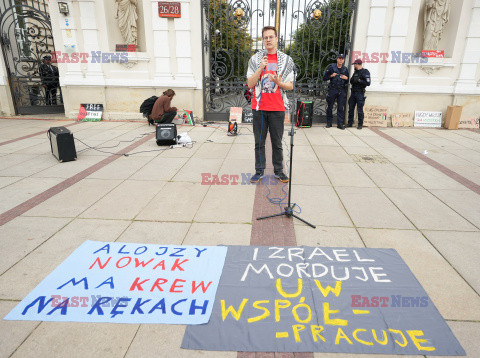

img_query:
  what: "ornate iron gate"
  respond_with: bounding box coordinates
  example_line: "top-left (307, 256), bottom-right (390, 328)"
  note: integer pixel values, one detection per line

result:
top-left (0, 0), bottom-right (64, 115)
top-left (201, 0), bottom-right (357, 122)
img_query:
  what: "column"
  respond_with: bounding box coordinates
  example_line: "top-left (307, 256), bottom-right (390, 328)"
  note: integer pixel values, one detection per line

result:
top-left (174, 0), bottom-right (196, 87)
top-left (454, 0), bottom-right (480, 94)
top-left (152, 0), bottom-right (174, 85)
top-left (382, 0), bottom-right (414, 88)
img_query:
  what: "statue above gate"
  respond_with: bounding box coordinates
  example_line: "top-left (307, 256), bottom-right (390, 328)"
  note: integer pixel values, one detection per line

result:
top-left (115, 0), bottom-right (138, 45)
top-left (423, 0), bottom-right (451, 50)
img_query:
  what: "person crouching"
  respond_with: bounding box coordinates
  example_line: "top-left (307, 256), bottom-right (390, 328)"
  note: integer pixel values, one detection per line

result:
top-left (150, 89), bottom-right (177, 124)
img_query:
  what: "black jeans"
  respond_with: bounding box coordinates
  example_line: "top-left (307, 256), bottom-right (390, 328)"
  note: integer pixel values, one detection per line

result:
top-left (252, 110), bottom-right (285, 174)
top-left (158, 111), bottom-right (177, 124)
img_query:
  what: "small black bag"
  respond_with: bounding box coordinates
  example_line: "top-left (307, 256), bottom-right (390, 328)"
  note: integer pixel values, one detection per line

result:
top-left (139, 96), bottom-right (158, 117)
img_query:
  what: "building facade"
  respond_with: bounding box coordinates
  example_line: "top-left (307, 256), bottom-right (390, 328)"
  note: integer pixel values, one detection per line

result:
top-left (0, 0), bottom-right (479, 124)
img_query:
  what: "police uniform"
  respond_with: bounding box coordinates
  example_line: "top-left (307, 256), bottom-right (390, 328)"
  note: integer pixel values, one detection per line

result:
top-left (323, 56), bottom-right (349, 128)
top-left (39, 56), bottom-right (60, 105)
top-left (348, 60), bottom-right (371, 129)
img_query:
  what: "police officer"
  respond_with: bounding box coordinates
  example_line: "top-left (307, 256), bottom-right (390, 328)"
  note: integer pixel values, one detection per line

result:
top-left (323, 54), bottom-right (349, 129)
top-left (39, 55), bottom-right (60, 105)
top-left (347, 59), bottom-right (371, 129)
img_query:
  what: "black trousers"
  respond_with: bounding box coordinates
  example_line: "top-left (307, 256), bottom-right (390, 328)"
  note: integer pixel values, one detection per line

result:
top-left (348, 91), bottom-right (366, 126)
top-left (252, 110), bottom-right (285, 174)
top-left (326, 88), bottom-right (346, 126)
top-left (45, 86), bottom-right (57, 105)
top-left (158, 111), bottom-right (177, 124)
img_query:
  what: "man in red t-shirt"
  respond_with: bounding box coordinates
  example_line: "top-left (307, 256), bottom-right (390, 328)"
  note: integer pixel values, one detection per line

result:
top-left (246, 26), bottom-right (295, 183)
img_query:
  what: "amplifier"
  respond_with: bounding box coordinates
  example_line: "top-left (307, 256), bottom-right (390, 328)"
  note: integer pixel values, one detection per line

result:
top-left (48, 126), bottom-right (77, 162)
top-left (156, 123), bottom-right (177, 145)
top-left (295, 100), bottom-right (313, 128)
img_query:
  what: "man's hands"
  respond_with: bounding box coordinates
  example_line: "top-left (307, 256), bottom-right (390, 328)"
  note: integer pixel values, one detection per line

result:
top-left (330, 72), bottom-right (337, 78)
top-left (340, 74), bottom-right (348, 80)
top-left (260, 56), bottom-right (268, 70)
top-left (268, 73), bottom-right (280, 86)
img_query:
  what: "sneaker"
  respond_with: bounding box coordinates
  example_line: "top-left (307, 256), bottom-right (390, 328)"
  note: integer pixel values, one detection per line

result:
top-left (346, 123), bottom-right (353, 127)
top-left (357, 125), bottom-right (363, 130)
top-left (274, 172), bottom-right (289, 183)
top-left (250, 172), bottom-right (264, 183)
top-left (337, 124), bottom-right (345, 130)
top-left (326, 123), bottom-right (332, 128)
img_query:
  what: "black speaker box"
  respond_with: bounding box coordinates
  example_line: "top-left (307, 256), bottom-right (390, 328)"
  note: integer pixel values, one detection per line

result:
top-left (156, 123), bottom-right (177, 145)
top-left (295, 100), bottom-right (313, 127)
top-left (48, 126), bottom-right (77, 162)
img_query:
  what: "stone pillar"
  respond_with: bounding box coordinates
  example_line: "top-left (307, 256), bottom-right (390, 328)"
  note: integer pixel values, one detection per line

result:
top-left (174, 0), bottom-right (196, 87)
top-left (454, 0), bottom-right (480, 94)
top-left (152, 0), bottom-right (174, 85)
top-left (382, 0), bottom-right (414, 88)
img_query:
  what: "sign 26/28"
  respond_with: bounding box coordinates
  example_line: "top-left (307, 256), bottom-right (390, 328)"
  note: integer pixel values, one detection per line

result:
top-left (159, 2), bottom-right (180, 15)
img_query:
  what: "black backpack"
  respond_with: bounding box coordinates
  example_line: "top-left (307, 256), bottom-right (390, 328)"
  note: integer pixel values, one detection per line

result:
top-left (139, 96), bottom-right (158, 117)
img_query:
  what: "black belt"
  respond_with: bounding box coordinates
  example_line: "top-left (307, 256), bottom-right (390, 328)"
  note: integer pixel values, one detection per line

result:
top-left (351, 88), bottom-right (365, 93)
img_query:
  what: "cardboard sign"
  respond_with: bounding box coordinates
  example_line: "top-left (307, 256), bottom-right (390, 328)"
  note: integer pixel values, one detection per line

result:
top-left (243, 110), bottom-right (253, 123)
top-left (5, 241), bottom-right (227, 324)
top-left (391, 113), bottom-right (413, 127)
top-left (364, 106), bottom-right (388, 127)
top-left (414, 111), bottom-right (442, 128)
top-left (458, 117), bottom-right (480, 129)
top-left (229, 107), bottom-right (243, 123)
top-left (182, 246), bottom-right (465, 356)
top-left (158, 2), bottom-right (181, 18)
top-left (77, 104), bottom-right (103, 122)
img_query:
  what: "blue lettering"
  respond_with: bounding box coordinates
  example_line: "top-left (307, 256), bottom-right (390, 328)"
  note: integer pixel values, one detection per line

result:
top-left (111, 297), bottom-right (131, 318)
top-left (110, 53), bottom-right (120, 63)
top-left (47, 298), bottom-right (69, 315)
top-left (134, 246), bottom-right (148, 255)
top-left (131, 298), bottom-right (152, 314)
top-left (21, 296), bottom-right (53, 315)
top-left (194, 248), bottom-right (207, 257)
top-left (189, 299), bottom-right (209, 315)
top-left (95, 276), bottom-right (114, 289)
top-left (88, 297), bottom-right (112, 315)
top-left (155, 247), bottom-right (168, 256)
top-left (241, 173), bottom-right (252, 185)
top-left (170, 248), bottom-right (186, 257)
top-left (57, 277), bottom-right (88, 290)
top-left (102, 53), bottom-right (111, 63)
top-left (93, 244), bottom-right (110, 254)
top-left (91, 51), bottom-right (101, 63)
top-left (171, 299), bottom-right (187, 315)
top-left (148, 298), bottom-right (166, 314)
top-left (120, 53), bottom-right (128, 63)
top-left (391, 295), bottom-right (401, 307)
top-left (391, 51), bottom-right (401, 63)
top-left (118, 245), bottom-right (130, 254)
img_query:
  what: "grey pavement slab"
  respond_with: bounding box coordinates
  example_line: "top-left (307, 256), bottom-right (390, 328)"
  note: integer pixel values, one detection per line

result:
top-left (397, 163), bottom-right (469, 190)
top-left (31, 154), bottom-right (110, 179)
top-left (430, 189), bottom-right (480, 229)
top-left (0, 301), bottom-right (39, 358)
top-left (0, 216), bottom-right (71, 274)
top-left (79, 179), bottom-right (166, 220)
top-left (10, 322), bottom-right (138, 358)
top-left (295, 225), bottom-right (364, 247)
top-left (290, 160), bottom-right (330, 186)
top-left (322, 162), bottom-right (376, 187)
top-left (136, 181), bottom-right (209, 222)
top-left (382, 188), bottom-right (477, 231)
top-left (86, 155), bottom-right (153, 180)
top-left (130, 156), bottom-right (189, 181)
top-left (23, 178), bottom-right (122, 218)
top-left (183, 222), bottom-right (252, 246)
top-left (290, 184), bottom-right (352, 227)
top-left (357, 163), bottom-right (422, 189)
top-left (0, 219), bottom-right (131, 300)
top-left (312, 145), bottom-right (353, 162)
top-left (117, 221), bottom-right (191, 245)
top-left (0, 176), bottom-right (21, 189)
top-left (422, 230), bottom-right (480, 294)
top-left (194, 142), bottom-right (232, 159)
top-left (433, 321), bottom-right (480, 358)
top-left (358, 228), bottom-right (480, 321)
top-left (172, 157), bottom-right (224, 183)
top-left (336, 187), bottom-right (415, 229)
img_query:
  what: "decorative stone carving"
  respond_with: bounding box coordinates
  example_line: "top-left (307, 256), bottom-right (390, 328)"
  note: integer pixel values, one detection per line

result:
top-left (115, 0), bottom-right (138, 45)
top-left (423, 0), bottom-right (451, 50)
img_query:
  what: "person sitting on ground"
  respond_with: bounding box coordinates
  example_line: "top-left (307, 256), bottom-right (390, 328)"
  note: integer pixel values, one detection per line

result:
top-left (149, 89), bottom-right (177, 124)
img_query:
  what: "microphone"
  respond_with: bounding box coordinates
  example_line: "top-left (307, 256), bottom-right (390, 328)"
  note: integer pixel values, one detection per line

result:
top-left (263, 49), bottom-right (267, 57)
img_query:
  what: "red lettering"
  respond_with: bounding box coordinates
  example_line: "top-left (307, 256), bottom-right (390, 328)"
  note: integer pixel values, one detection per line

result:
top-left (79, 52), bottom-right (89, 63)
top-left (361, 296), bottom-right (370, 307)
top-left (212, 175), bottom-right (221, 185)
top-left (150, 278), bottom-right (168, 292)
top-left (170, 279), bottom-right (186, 293)
top-left (70, 52), bottom-right (79, 64)
top-left (116, 256), bottom-right (132, 268)
top-left (51, 295), bottom-right (61, 307)
top-left (352, 51), bottom-right (361, 61)
top-left (351, 295), bottom-right (361, 307)
top-left (201, 173), bottom-right (212, 185)
top-left (220, 174), bottom-right (229, 185)
top-left (362, 53), bottom-right (371, 63)
top-left (371, 52), bottom-right (379, 63)
top-left (192, 281), bottom-right (212, 294)
top-left (379, 52), bottom-right (389, 63)
top-left (70, 296), bottom-right (79, 307)
top-left (129, 277), bottom-right (150, 291)
top-left (135, 258), bottom-right (154, 268)
top-left (79, 297), bottom-right (89, 307)
top-left (380, 296), bottom-right (389, 307)
top-left (230, 175), bottom-right (239, 185)
top-left (153, 260), bottom-right (165, 270)
top-left (371, 296), bottom-right (379, 307)
top-left (89, 256), bottom-right (111, 269)
top-left (171, 259), bottom-right (188, 271)
top-left (61, 53), bottom-right (71, 63)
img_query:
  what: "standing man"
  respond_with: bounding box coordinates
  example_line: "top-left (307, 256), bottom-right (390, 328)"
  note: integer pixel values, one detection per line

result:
top-left (347, 59), bottom-right (371, 129)
top-left (247, 26), bottom-right (295, 184)
top-left (39, 55), bottom-right (59, 105)
top-left (323, 54), bottom-right (349, 129)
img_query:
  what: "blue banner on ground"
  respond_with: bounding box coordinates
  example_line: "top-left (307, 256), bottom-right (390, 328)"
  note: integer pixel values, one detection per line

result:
top-left (182, 246), bottom-right (465, 356)
top-left (5, 241), bottom-right (227, 324)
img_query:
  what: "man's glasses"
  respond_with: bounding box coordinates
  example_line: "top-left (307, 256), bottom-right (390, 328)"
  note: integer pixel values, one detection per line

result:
top-left (263, 36), bottom-right (276, 41)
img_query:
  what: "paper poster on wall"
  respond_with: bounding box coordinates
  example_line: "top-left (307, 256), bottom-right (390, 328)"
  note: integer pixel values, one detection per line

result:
top-left (77, 104), bottom-right (103, 122)
top-left (364, 106), bottom-right (388, 127)
top-left (391, 113), bottom-right (413, 127)
top-left (5, 241), bottom-right (227, 324)
top-left (182, 245), bottom-right (465, 356)
top-left (414, 111), bottom-right (442, 128)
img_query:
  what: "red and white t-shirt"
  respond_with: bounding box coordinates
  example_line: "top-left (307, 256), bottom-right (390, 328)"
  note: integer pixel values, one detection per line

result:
top-left (251, 53), bottom-right (285, 111)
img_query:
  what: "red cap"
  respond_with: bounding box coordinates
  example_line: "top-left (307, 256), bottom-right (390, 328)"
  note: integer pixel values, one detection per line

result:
top-left (353, 59), bottom-right (362, 65)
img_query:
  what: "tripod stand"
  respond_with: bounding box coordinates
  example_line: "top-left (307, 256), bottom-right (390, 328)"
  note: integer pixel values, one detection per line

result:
top-left (257, 67), bottom-right (316, 229)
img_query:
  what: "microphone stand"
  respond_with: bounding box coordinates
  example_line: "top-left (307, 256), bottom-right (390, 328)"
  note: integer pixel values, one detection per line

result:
top-left (257, 66), bottom-right (316, 229)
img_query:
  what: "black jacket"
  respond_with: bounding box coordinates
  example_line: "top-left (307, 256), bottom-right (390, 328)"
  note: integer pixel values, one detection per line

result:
top-left (323, 64), bottom-right (349, 89)
top-left (39, 63), bottom-right (59, 87)
top-left (350, 68), bottom-right (371, 91)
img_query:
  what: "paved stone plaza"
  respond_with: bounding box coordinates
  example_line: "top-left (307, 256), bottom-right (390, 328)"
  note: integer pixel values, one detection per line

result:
top-left (0, 117), bottom-right (479, 358)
